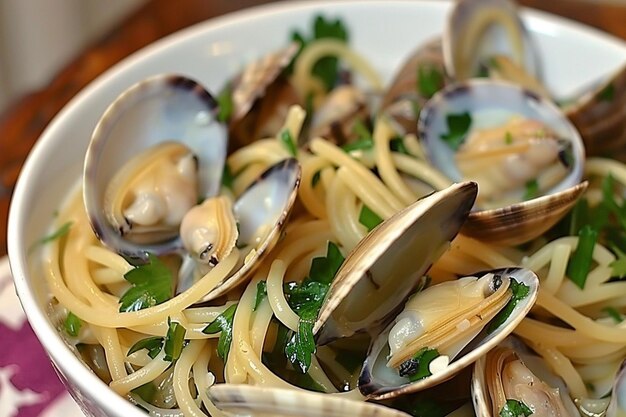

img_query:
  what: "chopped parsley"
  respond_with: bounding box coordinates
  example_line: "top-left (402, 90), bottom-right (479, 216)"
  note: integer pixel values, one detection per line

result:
top-left (131, 382), bottom-right (157, 404)
top-left (343, 120), bottom-right (373, 153)
top-left (216, 83), bottom-right (233, 122)
top-left (280, 130), bottom-right (298, 156)
top-left (523, 179), bottom-right (539, 200)
top-left (64, 311), bottom-right (81, 337)
top-left (359, 204), bottom-right (383, 232)
top-left (311, 170), bottom-right (321, 187)
top-left (499, 399), bottom-right (533, 417)
top-left (254, 281), bottom-right (268, 311)
top-left (398, 347), bottom-right (440, 381)
top-left (566, 225), bottom-right (598, 289)
top-left (127, 336), bottom-right (163, 359)
top-left (417, 64), bottom-right (444, 99)
top-left (284, 241), bottom-right (344, 373)
top-left (118, 254), bottom-right (174, 312)
top-left (164, 319), bottom-right (186, 362)
top-left (203, 303), bottom-right (238, 361)
top-left (610, 245), bottom-right (626, 279)
top-left (222, 163), bottom-right (235, 190)
top-left (390, 137), bottom-right (411, 155)
top-left (30, 221), bottom-right (73, 252)
top-left (603, 306), bottom-right (623, 323)
top-left (289, 15), bottom-right (349, 91)
top-left (440, 112), bottom-right (472, 150)
top-left (487, 278), bottom-right (530, 334)
top-left (505, 131), bottom-right (513, 145)
top-left (599, 83), bottom-right (615, 102)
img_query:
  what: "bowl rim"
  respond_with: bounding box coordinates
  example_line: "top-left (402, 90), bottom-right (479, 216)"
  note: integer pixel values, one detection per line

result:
top-left (7, 0), bottom-right (626, 415)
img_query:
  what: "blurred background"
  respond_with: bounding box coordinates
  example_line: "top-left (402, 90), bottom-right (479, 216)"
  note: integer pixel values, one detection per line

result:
top-left (1, 0), bottom-right (626, 257)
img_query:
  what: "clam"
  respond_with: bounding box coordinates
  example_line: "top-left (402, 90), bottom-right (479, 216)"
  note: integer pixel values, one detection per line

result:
top-left (358, 268), bottom-right (538, 400)
top-left (607, 361), bottom-right (626, 417)
top-left (418, 79), bottom-right (586, 245)
top-left (381, 38), bottom-right (448, 135)
top-left (84, 74), bottom-right (227, 262)
top-left (472, 338), bottom-right (579, 417)
top-left (313, 181), bottom-right (479, 345)
top-left (309, 85), bottom-right (369, 145)
top-left (443, 0), bottom-right (542, 88)
top-left (208, 384), bottom-right (412, 417)
top-left (228, 44), bottom-right (302, 151)
top-left (565, 65), bottom-right (626, 161)
top-left (83, 73), bottom-right (301, 299)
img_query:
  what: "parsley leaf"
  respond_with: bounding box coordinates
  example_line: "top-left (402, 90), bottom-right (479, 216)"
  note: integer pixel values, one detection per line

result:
top-left (499, 399), bottom-right (533, 417)
top-left (281, 130), bottom-right (297, 156)
top-left (164, 319), bottom-right (186, 362)
top-left (31, 221), bottom-right (73, 253)
top-left (487, 278), bottom-right (530, 334)
top-left (603, 306), bottom-right (623, 323)
top-left (359, 205), bottom-right (383, 232)
top-left (289, 15), bottom-right (348, 91)
top-left (398, 347), bottom-right (440, 381)
top-left (566, 225), bottom-right (598, 289)
top-left (311, 171), bottom-right (321, 187)
top-left (222, 163), bottom-right (235, 190)
top-left (132, 382), bottom-right (157, 404)
top-left (390, 137), bottom-right (411, 155)
top-left (254, 281), bottom-right (268, 311)
top-left (343, 120), bottom-right (373, 153)
top-left (217, 83), bottom-right (233, 122)
top-left (119, 254), bottom-right (174, 312)
top-left (440, 112), bottom-right (471, 150)
top-left (127, 336), bottom-right (163, 359)
top-left (284, 241), bottom-right (345, 373)
top-left (203, 303), bottom-right (238, 361)
top-left (505, 131), bottom-right (513, 145)
top-left (64, 311), bottom-right (81, 337)
top-left (523, 179), bottom-right (539, 200)
top-left (417, 64), bottom-right (444, 99)
top-left (599, 83), bottom-right (615, 102)
top-left (610, 245), bottom-right (626, 279)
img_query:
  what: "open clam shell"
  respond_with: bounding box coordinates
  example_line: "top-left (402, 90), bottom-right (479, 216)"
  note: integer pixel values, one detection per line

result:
top-left (419, 79), bottom-right (585, 245)
top-left (197, 158), bottom-right (301, 302)
top-left (83, 74), bottom-right (227, 262)
top-left (472, 337), bottom-right (578, 417)
top-left (443, 0), bottom-right (541, 83)
top-left (565, 64), bottom-right (626, 161)
top-left (608, 361), bottom-right (626, 417)
top-left (313, 181), bottom-right (478, 345)
top-left (208, 384), bottom-right (411, 417)
top-left (359, 267), bottom-right (539, 401)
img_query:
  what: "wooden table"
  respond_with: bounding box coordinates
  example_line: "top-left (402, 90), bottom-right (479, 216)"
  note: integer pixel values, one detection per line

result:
top-left (1, 0), bottom-right (625, 256)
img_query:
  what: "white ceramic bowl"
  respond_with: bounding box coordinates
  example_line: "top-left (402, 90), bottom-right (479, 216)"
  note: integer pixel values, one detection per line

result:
top-left (8, 1), bottom-right (626, 416)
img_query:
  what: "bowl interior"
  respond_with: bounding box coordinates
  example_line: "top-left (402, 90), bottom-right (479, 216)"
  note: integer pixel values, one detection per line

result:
top-left (8, 1), bottom-right (626, 416)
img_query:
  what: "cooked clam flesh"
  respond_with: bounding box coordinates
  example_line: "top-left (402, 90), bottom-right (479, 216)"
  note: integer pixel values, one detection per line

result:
top-left (104, 142), bottom-right (198, 244)
top-left (388, 273), bottom-right (512, 372)
top-left (456, 117), bottom-right (570, 208)
top-left (179, 196), bottom-right (238, 267)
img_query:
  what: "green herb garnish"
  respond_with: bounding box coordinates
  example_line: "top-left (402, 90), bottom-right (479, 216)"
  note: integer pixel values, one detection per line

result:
top-left (359, 205), bottom-right (383, 232)
top-left (119, 254), bottom-right (174, 312)
top-left (217, 83), bottom-right (233, 122)
top-left (289, 15), bottom-right (348, 91)
top-left (281, 130), bottom-right (297, 156)
top-left (610, 245), bottom-right (626, 279)
top-left (311, 170), bottom-right (321, 187)
top-left (398, 347), bottom-right (440, 381)
top-left (417, 64), bottom-right (444, 99)
top-left (523, 179), bottom-right (539, 200)
top-left (343, 120), bottom-right (374, 153)
top-left (390, 137), bottom-right (411, 155)
top-left (164, 319), bottom-right (186, 362)
top-left (599, 83), bottom-right (615, 102)
top-left (203, 303), bottom-right (238, 361)
top-left (127, 336), bottom-right (163, 359)
top-left (131, 382), bottom-right (157, 403)
top-left (64, 311), bottom-right (81, 337)
top-left (603, 306), bottom-right (623, 323)
top-left (505, 131), bottom-right (513, 145)
top-left (487, 278), bottom-right (530, 334)
top-left (499, 399), bottom-right (533, 417)
top-left (284, 241), bottom-right (344, 373)
top-left (440, 112), bottom-right (471, 150)
top-left (222, 163), bottom-right (235, 190)
top-left (31, 221), bottom-right (73, 252)
top-left (254, 281), bottom-right (268, 311)
top-left (566, 225), bottom-right (598, 289)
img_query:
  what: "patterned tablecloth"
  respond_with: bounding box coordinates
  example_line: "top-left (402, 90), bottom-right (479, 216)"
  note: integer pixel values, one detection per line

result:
top-left (0, 256), bottom-right (83, 417)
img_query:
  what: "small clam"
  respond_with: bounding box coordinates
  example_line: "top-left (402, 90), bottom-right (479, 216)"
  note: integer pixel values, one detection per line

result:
top-left (565, 65), bottom-right (626, 161)
top-left (443, 0), bottom-right (541, 85)
top-left (472, 338), bottom-right (579, 417)
top-left (208, 384), bottom-right (411, 417)
top-left (607, 361), bottom-right (626, 417)
top-left (381, 38), bottom-right (448, 135)
top-left (228, 44), bottom-right (302, 150)
top-left (84, 74), bottom-right (227, 262)
top-left (313, 181), bottom-right (479, 345)
top-left (418, 79), bottom-right (586, 245)
top-left (358, 268), bottom-right (538, 400)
